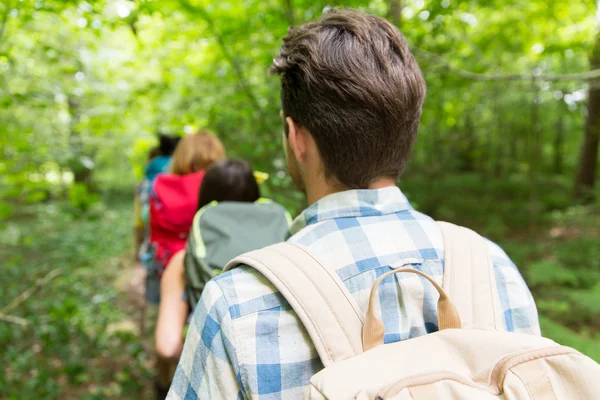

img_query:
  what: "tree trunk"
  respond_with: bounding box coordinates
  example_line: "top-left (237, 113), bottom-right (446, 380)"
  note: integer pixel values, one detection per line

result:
top-left (388, 0), bottom-right (402, 28)
top-left (283, 0), bottom-right (295, 27)
top-left (528, 86), bottom-right (541, 229)
top-left (494, 124), bottom-right (504, 177)
top-left (459, 114), bottom-right (476, 172)
top-left (574, 31), bottom-right (600, 202)
top-left (492, 85), bottom-right (503, 177)
top-left (508, 121), bottom-right (518, 172)
top-left (432, 77), bottom-right (445, 170)
top-left (553, 104), bottom-right (564, 175)
top-left (68, 96), bottom-right (92, 186)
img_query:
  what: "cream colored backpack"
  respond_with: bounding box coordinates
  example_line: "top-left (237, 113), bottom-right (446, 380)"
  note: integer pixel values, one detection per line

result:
top-left (225, 222), bottom-right (600, 399)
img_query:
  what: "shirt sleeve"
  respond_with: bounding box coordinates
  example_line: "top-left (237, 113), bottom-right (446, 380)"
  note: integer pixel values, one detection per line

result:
top-left (487, 240), bottom-right (541, 336)
top-left (167, 279), bottom-right (243, 399)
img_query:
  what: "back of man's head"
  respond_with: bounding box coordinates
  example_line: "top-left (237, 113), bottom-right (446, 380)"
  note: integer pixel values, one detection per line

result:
top-left (271, 9), bottom-right (426, 189)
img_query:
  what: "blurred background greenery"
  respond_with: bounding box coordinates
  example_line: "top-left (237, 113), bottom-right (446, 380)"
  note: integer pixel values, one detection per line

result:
top-left (1, 0), bottom-right (599, 398)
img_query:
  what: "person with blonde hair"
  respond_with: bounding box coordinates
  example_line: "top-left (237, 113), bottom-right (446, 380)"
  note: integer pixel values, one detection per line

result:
top-left (169, 130), bottom-right (226, 176)
top-left (144, 130), bottom-right (225, 302)
top-left (146, 130), bottom-right (225, 400)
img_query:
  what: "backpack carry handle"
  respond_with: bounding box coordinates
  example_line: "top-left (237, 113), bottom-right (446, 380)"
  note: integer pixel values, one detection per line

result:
top-left (363, 267), bottom-right (462, 351)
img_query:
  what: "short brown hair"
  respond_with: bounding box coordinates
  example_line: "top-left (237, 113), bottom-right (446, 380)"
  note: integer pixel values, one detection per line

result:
top-left (170, 130), bottom-right (226, 175)
top-left (271, 9), bottom-right (426, 189)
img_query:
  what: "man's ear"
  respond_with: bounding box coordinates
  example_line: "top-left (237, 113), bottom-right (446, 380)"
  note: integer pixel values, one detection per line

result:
top-left (286, 117), bottom-right (307, 162)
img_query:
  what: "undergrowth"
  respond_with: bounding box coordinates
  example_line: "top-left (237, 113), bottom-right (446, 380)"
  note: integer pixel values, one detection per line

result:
top-left (0, 197), bottom-right (153, 399)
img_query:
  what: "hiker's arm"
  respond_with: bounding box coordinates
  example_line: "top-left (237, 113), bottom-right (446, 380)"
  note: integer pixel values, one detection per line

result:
top-left (156, 250), bottom-right (189, 360)
top-left (488, 240), bottom-right (541, 335)
top-left (167, 279), bottom-right (241, 399)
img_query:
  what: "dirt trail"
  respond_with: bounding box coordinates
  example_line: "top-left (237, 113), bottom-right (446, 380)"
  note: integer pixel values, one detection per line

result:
top-left (58, 260), bottom-right (158, 399)
top-left (108, 260), bottom-right (158, 399)
top-left (113, 260), bottom-right (160, 348)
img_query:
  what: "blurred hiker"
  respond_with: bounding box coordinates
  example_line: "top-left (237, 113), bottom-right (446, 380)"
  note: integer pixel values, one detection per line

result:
top-left (134, 135), bottom-right (182, 344)
top-left (140, 134), bottom-right (181, 225)
top-left (168, 9), bottom-right (544, 400)
top-left (133, 146), bottom-right (160, 260)
top-left (144, 130), bottom-right (225, 304)
top-left (148, 131), bottom-right (225, 400)
top-left (145, 134), bottom-right (180, 183)
top-left (136, 134), bottom-right (180, 263)
top-left (154, 159), bottom-right (290, 363)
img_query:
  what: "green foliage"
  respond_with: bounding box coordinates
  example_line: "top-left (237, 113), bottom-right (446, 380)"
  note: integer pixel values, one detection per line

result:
top-left (1, 0), bottom-right (599, 397)
top-left (498, 203), bottom-right (600, 350)
top-left (68, 183), bottom-right (101, 213)
top-left (540, 316), bottom-right (600, 362)
top-left (527, 260), bottom-right (579, 288)
top-left (0, 199), bottom-right (152, 399)
top-left (1, 0), bottom-right (598, 214)
top-left (568, 284), bottom-right (600, 316)
top-left (130, 138), bottom-right (158, 180)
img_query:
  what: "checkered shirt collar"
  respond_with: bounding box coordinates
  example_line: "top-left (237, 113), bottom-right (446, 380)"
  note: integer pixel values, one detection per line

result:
top-left (289, 186), bottom-right (414, 236)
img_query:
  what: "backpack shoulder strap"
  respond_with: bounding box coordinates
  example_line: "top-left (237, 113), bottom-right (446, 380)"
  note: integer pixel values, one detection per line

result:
top-left (223, 242), bottom-right (363, 367)
top-left (437, 221), bottom-right (506, 331)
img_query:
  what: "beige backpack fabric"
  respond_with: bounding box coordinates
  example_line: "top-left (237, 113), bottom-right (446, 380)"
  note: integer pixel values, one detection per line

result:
top-left (224, 222), bottom-right (600, 399)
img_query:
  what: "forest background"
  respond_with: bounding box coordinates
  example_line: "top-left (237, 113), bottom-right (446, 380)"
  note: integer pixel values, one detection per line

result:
top-left (1, 0), bottom-right (599, 398)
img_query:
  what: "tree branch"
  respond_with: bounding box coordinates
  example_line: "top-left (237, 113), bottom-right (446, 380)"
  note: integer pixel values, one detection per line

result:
top-left (179, 0), bottom-right (271, 131)
top-left (0, 314), bottom-right (29, 326)
top-left (388, 0), bottom-right (402, 27)
top-left (0, 268), bottom-right (62, 316)
top-left (415, 48), bottom-right (600, 82)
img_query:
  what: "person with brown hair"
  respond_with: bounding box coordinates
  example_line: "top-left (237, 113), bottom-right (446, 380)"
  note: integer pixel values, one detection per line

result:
top-left (154, 159), bottom-right (290, 367)
top-left (144, 130), bottom-right (225, 303)
top-left (146, 130), bottom-right (225, 297)
top-left (168, 9), bottom-right (539, 399)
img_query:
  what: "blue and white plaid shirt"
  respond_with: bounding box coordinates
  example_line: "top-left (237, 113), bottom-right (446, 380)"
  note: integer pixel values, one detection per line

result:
top-left (167, 187), bottom-right (540, 399)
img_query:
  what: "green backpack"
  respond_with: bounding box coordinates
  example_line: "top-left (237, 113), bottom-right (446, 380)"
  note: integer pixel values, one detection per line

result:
top-left (184, 199), bottom-right (291, 311)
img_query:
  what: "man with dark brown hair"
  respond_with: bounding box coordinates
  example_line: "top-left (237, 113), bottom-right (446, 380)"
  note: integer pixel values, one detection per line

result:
top-left (272, 10), bottom-right (426, 192)
top-left (168, 9), bottom-right (539, 399)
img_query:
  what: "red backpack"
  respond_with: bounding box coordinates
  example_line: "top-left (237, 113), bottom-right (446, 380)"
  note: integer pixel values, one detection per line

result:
top-left (149, 170), bottom-right (205, 273)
